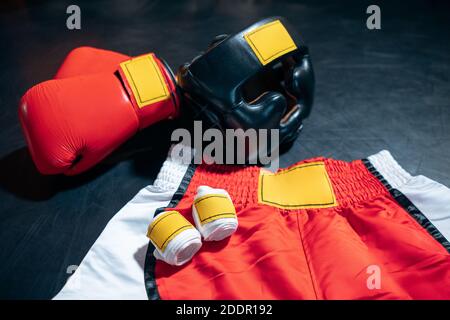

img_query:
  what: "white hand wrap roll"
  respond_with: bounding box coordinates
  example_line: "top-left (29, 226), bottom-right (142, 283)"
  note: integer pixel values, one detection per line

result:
top-left (192, 186), bottom-right (238, 241)
top-left (147, 210), bottom-right (202, 266)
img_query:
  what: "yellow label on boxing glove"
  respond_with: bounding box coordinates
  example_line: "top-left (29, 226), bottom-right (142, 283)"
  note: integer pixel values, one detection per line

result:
top-left (258, 161), bottom-right (338, 209)
top-left (147, 211), bottom-right (194, 252)
top-left (244, 20), bottom-right (297, 65)
top-left (194, 194), bottom-right (236, 225)
top-left (119, 54), bottom-right (170, 108)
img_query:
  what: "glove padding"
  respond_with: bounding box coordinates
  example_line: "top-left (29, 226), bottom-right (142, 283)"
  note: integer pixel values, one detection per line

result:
top-left (19, 48), bottom-right (179, 175)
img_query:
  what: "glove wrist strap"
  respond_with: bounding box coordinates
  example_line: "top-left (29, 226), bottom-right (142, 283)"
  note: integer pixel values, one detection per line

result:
top-left (118, 53), bottom-right (178, 129)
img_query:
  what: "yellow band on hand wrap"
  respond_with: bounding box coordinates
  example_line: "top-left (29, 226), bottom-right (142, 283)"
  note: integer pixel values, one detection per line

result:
top-left (147, 211), bottom-right (194, 252)
top-left (193, 194), bottom-right (237, 226)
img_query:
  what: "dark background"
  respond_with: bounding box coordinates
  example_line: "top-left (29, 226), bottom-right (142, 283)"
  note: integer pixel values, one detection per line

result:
top-left (0, 0), bottom-right (449, 299)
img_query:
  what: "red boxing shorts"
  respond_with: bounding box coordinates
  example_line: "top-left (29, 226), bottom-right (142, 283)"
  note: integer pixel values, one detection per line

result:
top-left (55, 148), bottom-right (450, 300)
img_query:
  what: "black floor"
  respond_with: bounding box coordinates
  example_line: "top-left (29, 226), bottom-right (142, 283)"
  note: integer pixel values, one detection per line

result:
top-left (0, 0), bottom-right (449, 299)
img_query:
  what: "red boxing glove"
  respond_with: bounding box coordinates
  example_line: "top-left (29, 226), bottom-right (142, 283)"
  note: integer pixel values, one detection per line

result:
top-left (54, 46), bottom-right (131, 78)
top-left (19, 47), bottom-right (179, 175)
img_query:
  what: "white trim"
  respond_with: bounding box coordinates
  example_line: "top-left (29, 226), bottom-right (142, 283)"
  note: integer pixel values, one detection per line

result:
top-left (368, 150), bottom-right (450, 242)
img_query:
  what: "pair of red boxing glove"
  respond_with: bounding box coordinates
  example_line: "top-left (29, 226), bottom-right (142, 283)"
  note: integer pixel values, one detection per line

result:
top-left (19, 47), bottom-right (180, 175)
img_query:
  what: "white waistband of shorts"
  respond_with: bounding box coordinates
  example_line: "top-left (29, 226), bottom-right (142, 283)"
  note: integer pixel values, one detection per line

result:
top-left (153, 144), bottom-right (194, 192)
top-left (367, 150), bottom-right (413, 189)
top-left (153, 146), bottom-right (414, 192)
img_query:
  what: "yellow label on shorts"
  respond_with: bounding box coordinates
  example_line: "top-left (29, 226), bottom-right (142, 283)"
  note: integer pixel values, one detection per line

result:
top-left (258, 162), bottom-right (337, 209)
top-left (147, 211), bottom-right (193, 252)
top-left (244, 20), bottom-right (297, 65)
top-left (119, 54), bottom-right (170, 108)
top-left (194, 194), bottom-right (236, 225)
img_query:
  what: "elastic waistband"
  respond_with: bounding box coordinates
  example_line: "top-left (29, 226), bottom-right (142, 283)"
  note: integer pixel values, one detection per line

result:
top-left (153, 147), bottom-right (415, 209)
top-left (152, 145), bottom-right (191, 192)
top-left (367, 150), bottom-right (413, 189)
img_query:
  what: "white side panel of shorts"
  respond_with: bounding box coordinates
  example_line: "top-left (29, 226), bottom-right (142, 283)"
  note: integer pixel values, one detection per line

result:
top-left (53, 147), bottom-right (190, 300)
top-left (368, 150), bottom-right (450, 241)
top-left (53, 187), bottom-right (174, 300)
top-left (397, 175), bottom-right (450, 241)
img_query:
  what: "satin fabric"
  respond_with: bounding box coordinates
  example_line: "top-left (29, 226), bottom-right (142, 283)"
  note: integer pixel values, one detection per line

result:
top-left (155, 158), bottom-right (450, 299)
